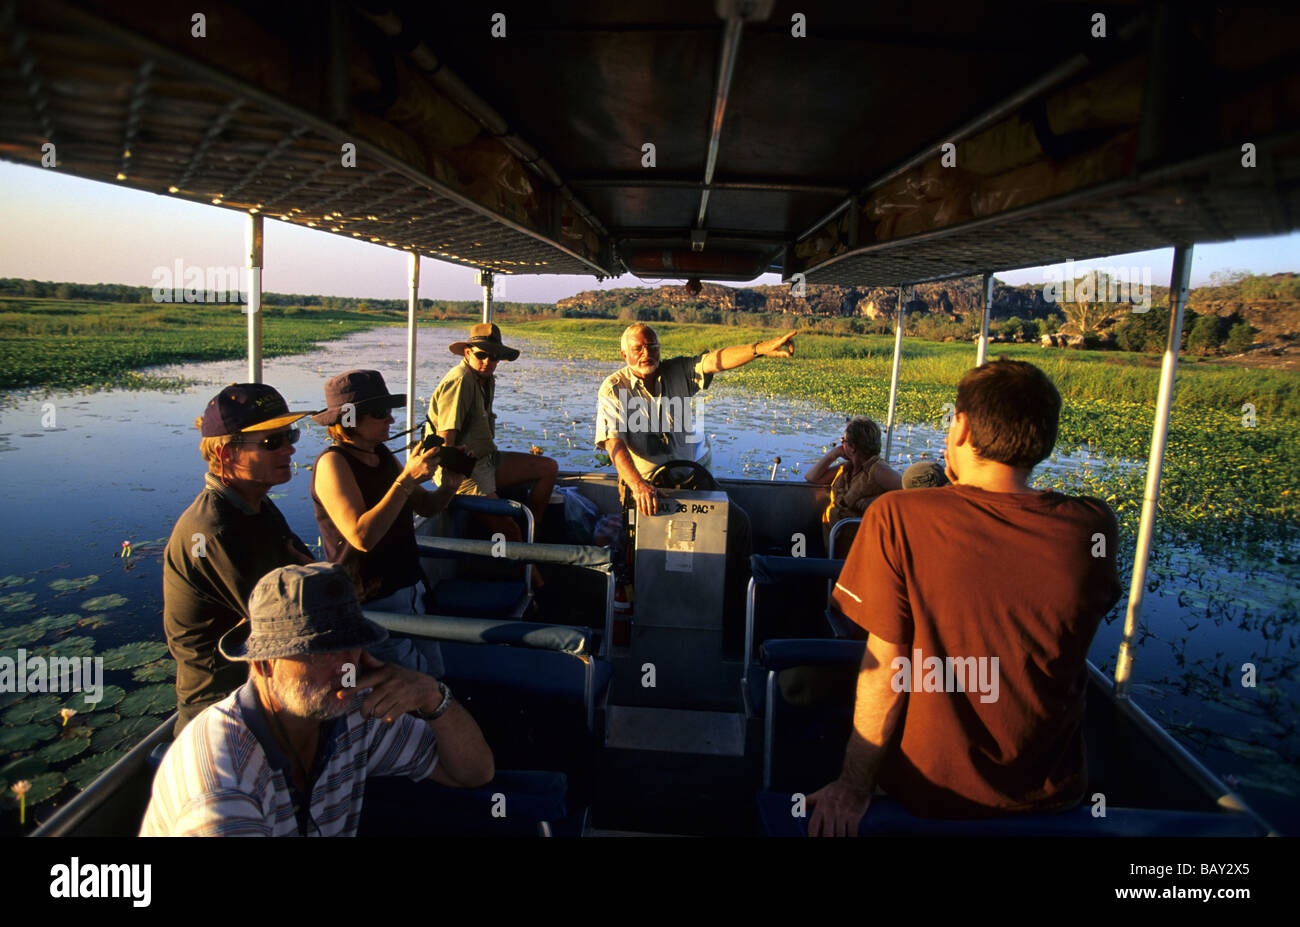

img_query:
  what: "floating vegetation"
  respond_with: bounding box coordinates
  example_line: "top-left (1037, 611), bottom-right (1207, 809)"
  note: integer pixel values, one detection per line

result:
top-left (0, 691), bottom-right (23, 711)
top-left (0, 576), bottom-right (32, 589)
top-left (17, 771), bottom-right (66, 806)
top-left (81, 712), bottom-right (120, 730)
top-left (0, 755), bottom-right (46, 784)
top-left (75, 614), bottom-right (110, 630)
top-left (132, 660), bottom-right (175, 683)
top-left (90, 716), bottom-right (158, 753)
top-left (0, 724), bottom-right (55, 752)
top-left (30, 613), bottom-right (81, 633)
top-left (34, 636), bottom-right (96, 659)
top-left (67, 749), bottom-right (127, 789)
top-left (1, 694), bottom-right (63, 726)
top-left (70, 684), bottom-right (124, 713)
top-left (100, 641), bottom-right (168, 670)
top-left (80, 594), bottom-right (127, 612)
top-left (116, 684), bottom-right (173, 717)
top-left (0, 591), bottom-right (36, 612)
top-left (48, 575), bottom-right (98, 593)
top-left (37, 735), bottom-right (89, 764)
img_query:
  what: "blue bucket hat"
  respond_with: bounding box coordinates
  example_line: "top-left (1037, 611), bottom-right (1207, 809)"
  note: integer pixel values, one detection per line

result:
top-left (219, 562), bottom-right (388, 662)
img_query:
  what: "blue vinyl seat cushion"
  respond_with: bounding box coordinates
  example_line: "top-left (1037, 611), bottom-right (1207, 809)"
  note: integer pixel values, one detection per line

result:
top-left (430, 579), bottom-right (528, 618)
top-left (440, 640), bottom-right (613, 703)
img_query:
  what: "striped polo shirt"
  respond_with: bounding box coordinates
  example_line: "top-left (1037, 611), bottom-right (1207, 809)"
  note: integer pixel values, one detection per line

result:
top-left (141, 679), bottom-right (438, 836)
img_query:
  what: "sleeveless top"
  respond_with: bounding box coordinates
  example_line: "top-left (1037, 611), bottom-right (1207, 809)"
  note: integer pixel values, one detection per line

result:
top-left (311, 444), bottom-right (421, 603)
top-left (824, 456), bottom-right (890, 528)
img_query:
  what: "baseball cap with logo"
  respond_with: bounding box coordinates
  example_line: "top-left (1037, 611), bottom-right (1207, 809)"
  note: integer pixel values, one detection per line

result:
top-left (200, 383), bottom-right (314, 437)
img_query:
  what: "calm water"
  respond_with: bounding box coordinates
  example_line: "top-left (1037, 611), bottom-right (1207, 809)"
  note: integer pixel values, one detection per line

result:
top-left (0, 325), bottom-right (1295, 831)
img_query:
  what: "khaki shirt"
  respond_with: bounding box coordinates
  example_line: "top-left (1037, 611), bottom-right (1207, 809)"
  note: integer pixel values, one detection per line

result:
top-left (427, 361), bottom-right (497, 459)
top-left (595, 353), bottom-right (713, 480)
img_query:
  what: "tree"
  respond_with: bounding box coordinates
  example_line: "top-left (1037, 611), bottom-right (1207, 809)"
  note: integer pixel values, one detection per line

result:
top-left (1224, 321), bottom-right (1255, 355)
top-left (1187, 314), bottom-right (1223, 355)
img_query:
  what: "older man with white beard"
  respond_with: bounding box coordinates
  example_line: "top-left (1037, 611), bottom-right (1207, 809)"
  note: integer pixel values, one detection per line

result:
top-left (142, 563), bottom-right (493, 837)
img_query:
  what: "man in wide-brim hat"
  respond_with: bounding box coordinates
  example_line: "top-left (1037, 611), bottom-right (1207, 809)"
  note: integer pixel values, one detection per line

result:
top-left (163, 382), bottom-right (317, 734)
top-left (141, 562), bottom-right (494, 837)
top-left (426, 323), bottom-right (558, 548)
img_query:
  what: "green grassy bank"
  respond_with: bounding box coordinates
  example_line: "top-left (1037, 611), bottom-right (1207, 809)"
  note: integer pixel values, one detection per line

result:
top-left (513, 320), bottom-right (1300, 553)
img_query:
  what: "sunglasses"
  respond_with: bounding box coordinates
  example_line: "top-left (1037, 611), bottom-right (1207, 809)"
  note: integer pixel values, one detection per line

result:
top-left (234, 428), bottom-right (300, 451)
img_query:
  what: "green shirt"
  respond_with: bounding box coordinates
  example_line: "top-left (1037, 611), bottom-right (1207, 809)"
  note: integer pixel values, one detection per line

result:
top-left (162, 474), bottom-right (311, 732)
top-left (427, 360), bottom-right (497, 459)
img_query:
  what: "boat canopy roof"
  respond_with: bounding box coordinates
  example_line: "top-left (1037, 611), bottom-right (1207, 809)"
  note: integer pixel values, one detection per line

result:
top-left (2, 0), bottom-right (1298, 284)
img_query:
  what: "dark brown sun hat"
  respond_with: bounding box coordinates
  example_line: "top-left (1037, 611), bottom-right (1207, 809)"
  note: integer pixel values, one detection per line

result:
top-left (448, 323), bottom-right (520, 361)
top-left (311, 369), bottom-right (406, 427)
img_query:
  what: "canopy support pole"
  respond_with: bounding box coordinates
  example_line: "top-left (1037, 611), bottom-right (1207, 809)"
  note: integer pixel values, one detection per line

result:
top-left (478, 270), bottom-right (494, 324)
top-left (1115, 243), bottom-right (1193, 699)
top-left (406, 251), bottom-right (420, 461)
top-left (976, 272), bottom-right (993, 366)
top-left (883, 285), bottom-right (907, 464)
top-left (245, 213), bottom-right (263, 383)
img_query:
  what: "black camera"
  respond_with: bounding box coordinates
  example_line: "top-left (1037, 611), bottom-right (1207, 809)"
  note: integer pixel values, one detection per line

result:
top-left (418, 432), bottom-right (444, 454)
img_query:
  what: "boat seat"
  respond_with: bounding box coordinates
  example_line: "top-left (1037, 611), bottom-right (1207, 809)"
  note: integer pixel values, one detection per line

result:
top-left (430, 579), bottom-right (529, 618)
top-left (359, 769), bottom-right (577, 837)
top-left (742, 556), bottom-right (846, 718)
top-left (755, 792), bottom-right (1265, 837)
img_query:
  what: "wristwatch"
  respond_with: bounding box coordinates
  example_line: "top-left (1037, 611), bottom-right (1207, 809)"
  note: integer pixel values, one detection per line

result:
top-left (414, 681), bottom-right (454, 721)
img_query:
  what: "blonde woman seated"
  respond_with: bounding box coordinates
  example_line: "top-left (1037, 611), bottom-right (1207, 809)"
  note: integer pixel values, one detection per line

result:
top-left (805, 416), bottom-right (902, 556)
top-left (311, 370), bottom-right (462, 677)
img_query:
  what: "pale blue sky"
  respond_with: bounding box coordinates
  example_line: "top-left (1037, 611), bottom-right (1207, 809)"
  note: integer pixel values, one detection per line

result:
top-left (1, 161), bottom-right (1295, 302)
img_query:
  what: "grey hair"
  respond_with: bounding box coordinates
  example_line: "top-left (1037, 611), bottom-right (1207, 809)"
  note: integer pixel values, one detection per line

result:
top-left (620, 323), bottom-right (658, 354)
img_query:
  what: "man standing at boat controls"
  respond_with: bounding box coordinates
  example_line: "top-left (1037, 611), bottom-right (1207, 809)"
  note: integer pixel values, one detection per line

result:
top-left (163, 384), bottom-right (315, 735)
top-left (596, 323), bottom-right (797, 514)
top-left (596, 323), bottom-right (796, 647)
top-left (809, 359), bottom-right (1121, 834)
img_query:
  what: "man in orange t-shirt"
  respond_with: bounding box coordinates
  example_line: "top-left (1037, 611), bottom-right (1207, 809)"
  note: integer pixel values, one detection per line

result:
top-left (808, 359), bottom-right (1121, 835)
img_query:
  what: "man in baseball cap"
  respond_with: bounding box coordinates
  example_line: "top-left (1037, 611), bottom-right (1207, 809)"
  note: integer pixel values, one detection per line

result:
top-left (142, 563), bottom-right (493, 836)
top-left (162, 383), bottom-right (318, 733)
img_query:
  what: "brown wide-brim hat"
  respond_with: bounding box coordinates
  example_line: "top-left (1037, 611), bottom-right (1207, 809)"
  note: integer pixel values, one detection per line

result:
top-left (312, 369), bottom-right (406, 427)
top-left (449, 323), bottom-right (520, 362)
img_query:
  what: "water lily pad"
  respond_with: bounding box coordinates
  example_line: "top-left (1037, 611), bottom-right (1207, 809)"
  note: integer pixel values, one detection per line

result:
top-left (69, 684), bottom-right (124, 713)
top-left (0, 691), bottom-right (24, 710)
top-left (132, 660), bottom-right (175, 683)
top-left (1, 770), bottom-right (67, 808)
top-left (30, 613), bottom-right (81, 633)
top-left (48, 575), bottom-right (98, 593)
top-left (67, 750), bottom-right (127, 789)
top-left (80, 712), bottom-right (120, 730)
top-left (0, 623), bottom-right (43, 650)
top-left (100, 641), bottom-right (168, 670)
top-left (0, 755), bottom-right (47, 783)
top-left (0, 724), bottom-right (56, 752)
top-left (80, 594), bottom-right (127, 612)
top-left (1231, 773), bottom-right (1300, 799)
top-left (34, 635), bottom-right (96, 658)
top-left (91, 716), bottom-right (157, 753)
top-left (2, 694), bottom-right (63, 726)
top-left (1219, 737), bottom-right (1282, 762)
top-left (0, 576), bottom-right (33, 589)
top-left (117, 684), bottom-right (174, 717)
top-left (0, 591), bottom-right (37, 612)
top-left (37, 735), bottom-right (89, 764)
top-left (76, 614), bottom-right (111, 630)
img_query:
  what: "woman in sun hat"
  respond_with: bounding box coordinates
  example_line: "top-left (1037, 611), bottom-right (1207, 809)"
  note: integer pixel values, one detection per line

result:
top-left (311, 369), bottom-right (462, 676)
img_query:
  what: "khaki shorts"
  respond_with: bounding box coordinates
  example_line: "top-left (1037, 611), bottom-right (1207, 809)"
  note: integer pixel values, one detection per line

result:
top-left (451, 449), bottom-right (501, 496)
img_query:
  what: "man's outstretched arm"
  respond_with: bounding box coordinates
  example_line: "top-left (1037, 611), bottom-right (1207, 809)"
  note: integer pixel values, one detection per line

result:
top-left (806, 632), bottom-right (908, 837)
top-left (701, 330), bottom-right (796, 374)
